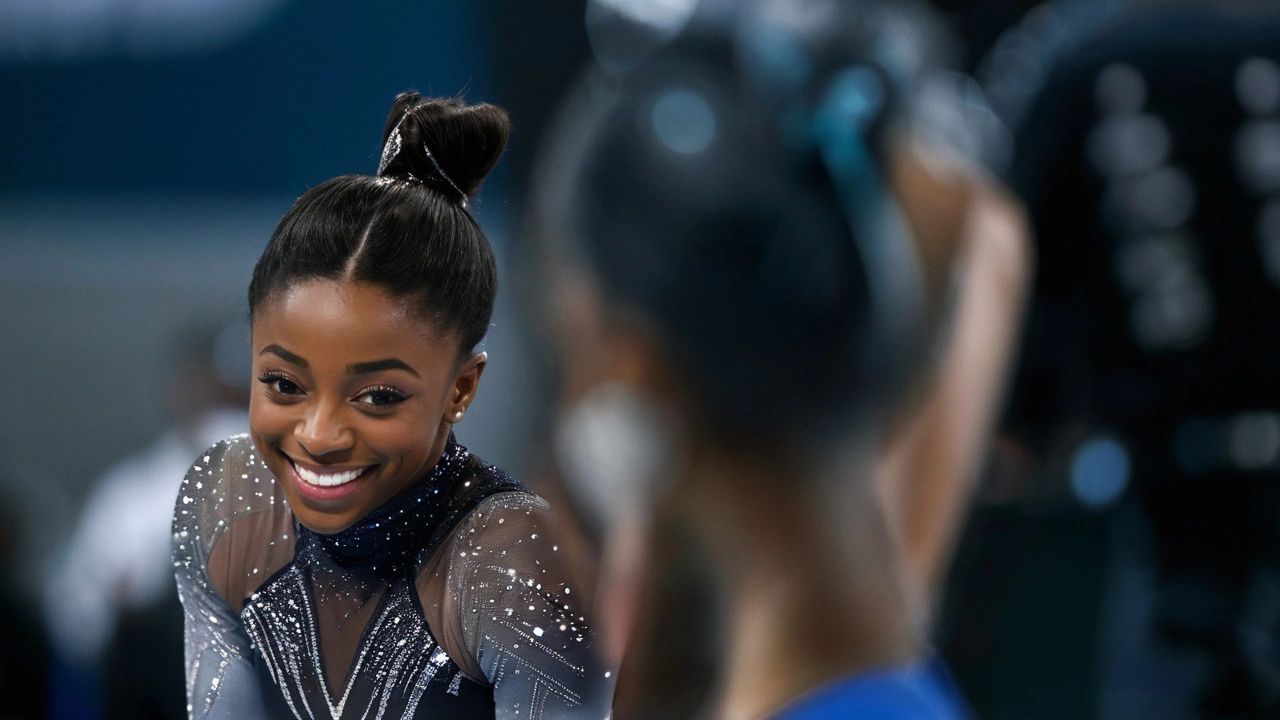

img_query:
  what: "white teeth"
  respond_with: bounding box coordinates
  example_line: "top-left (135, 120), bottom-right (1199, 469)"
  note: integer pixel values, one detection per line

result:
top-left (293, 462), bottom-right (367, 488)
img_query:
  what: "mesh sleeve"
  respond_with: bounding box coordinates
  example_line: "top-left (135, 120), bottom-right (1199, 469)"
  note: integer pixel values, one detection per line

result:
top-left (171, 436), bottom-right (277, 720)
top-left (445, 492), bottom-right (615, 720)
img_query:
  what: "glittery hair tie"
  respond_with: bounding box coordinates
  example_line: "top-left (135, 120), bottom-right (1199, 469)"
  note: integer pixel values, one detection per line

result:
top-left (377, 112), bottom-right (470, 207)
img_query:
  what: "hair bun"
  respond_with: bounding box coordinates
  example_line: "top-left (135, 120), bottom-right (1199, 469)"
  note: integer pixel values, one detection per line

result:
top-left (377, 91), bottom-right (510, 203)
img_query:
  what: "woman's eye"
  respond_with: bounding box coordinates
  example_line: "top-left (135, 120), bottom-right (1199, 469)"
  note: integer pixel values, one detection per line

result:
top-left (356, 388), bottom-right (409, 407)
top-left (258, 374), bottom-right (302, 396)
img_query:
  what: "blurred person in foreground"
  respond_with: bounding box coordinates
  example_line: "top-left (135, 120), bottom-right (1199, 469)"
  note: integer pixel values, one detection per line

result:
top-left (44, 319), bottom-right (249, 720)
top-left (527, 0), bottom-right (1031, 716)
top-left (0, 490), bottom-right (51, 720)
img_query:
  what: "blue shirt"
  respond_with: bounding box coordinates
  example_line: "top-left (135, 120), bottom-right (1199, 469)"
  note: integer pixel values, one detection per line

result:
top-left (775, 658), bottom-right (970, 719)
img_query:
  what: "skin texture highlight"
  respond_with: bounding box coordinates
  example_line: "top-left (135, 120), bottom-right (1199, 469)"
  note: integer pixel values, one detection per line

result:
top-left (248, 278), bottom-right (485, 534)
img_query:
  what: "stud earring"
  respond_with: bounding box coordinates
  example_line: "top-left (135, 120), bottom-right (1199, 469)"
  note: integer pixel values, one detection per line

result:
top-left (454, 411), bottom-right (464, 420)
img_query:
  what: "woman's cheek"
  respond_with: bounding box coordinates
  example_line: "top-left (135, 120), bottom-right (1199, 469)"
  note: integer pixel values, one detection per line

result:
top-left (249, 397), bottom-right (294, 445)
top-left (362, 414), bottom-right (419, 456)
top-left (366, 404), bottom-right (435, 462)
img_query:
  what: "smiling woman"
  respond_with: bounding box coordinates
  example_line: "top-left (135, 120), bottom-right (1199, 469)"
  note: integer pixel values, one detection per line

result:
top-left (249, 280), bottom-right (481, 535)
top-left (171, 93), bottom-right (613, 720)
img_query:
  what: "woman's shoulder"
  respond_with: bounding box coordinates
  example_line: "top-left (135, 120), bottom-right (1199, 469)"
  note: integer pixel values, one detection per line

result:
top-left (458, 449), bottom-right (534, 499)
top-left (186, 433), bottom-right (259, 481)
top-left (450, 445), bottom-right (579, 554)
top-left (176, 435), bottom-right (285, 514)
top-left (448, 451), bottom-right (557, 548)
top-left (461, 488), bottom-right (551, 527)
top-left (173, 435), bottom-right (292, 567)
top-left (442, 476), bottom-right (580, 608)
top-left (173, 435), bottom-right (296, 611)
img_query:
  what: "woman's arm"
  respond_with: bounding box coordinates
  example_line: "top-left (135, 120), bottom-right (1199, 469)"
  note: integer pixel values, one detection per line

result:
top-left (171, 437), bottom-right (270, 720)
top-left (444, 492), bottom-right (615, 720)
top-left (879, 162), bottom-right (1033, 598)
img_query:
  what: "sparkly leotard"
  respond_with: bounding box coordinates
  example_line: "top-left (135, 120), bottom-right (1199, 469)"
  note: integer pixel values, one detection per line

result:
top-left (172, 434), bottom-right (612, 720)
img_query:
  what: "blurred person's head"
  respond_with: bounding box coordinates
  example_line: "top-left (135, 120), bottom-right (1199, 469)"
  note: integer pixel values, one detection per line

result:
top-left (528, 1), bottom-right (978, 714)
top-left (245, 92), bottom-right (509, 535)
top-left (535, 0), bottom-right (981, 533)
top-left (166, 317), bottom-right (251, 425)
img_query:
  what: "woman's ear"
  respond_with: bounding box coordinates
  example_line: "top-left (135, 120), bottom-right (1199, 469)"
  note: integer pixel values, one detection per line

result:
top-left (447, 352), bottom-right (487, 423)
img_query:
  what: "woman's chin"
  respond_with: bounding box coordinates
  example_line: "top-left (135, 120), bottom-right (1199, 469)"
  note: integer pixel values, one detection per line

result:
top-left (289, 501), bottom-right (365, 535)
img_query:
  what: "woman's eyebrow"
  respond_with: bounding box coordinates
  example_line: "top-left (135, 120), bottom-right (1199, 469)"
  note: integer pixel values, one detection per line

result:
top-left (260, 344), bottom-right (308, 368)
top-left (348, 358), bottom-right (420, 378)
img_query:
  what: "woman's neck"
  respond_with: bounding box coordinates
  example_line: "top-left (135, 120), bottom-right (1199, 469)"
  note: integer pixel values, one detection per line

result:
top-left (668, 442), bottom-right (921, 720)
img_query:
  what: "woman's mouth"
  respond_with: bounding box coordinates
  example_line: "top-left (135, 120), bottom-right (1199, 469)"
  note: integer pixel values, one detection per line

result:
top-left (294, 463), bottom-right (366, 487)
top-left (286, 457), bottom-right (375, 502)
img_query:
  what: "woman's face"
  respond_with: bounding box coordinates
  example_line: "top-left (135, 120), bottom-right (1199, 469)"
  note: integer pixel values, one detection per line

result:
top-left (249, 278), bottom-right (485, 534)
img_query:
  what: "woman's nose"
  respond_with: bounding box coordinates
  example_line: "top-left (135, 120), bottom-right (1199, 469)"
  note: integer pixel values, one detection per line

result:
top-left (297, 398), bottom-right (355, 457)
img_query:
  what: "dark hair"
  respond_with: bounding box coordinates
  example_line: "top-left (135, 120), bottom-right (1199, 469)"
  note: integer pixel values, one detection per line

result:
top-left (248, 92), bottom-right (510, 356)
top-left (537, 25), bottom-right (924, 436)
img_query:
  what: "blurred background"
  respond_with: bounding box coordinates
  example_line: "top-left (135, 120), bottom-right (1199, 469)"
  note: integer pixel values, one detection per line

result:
top-left (4, 0), bottom-right (1280, 718)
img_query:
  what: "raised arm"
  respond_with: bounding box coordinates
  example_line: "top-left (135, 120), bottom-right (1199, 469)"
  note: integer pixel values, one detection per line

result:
top-left (878, 165), bottom-right (1032, 597)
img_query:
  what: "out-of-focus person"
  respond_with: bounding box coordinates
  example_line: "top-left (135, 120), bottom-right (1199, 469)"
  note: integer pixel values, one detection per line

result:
top-left (525, 0), bottom-right (1031, 716)
top-left (982, 1), bottom-right (1280, 717)
top-left (44, 318), bottom-right (248, 719)
top-left (0, 488), bottom-right (51, 720)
